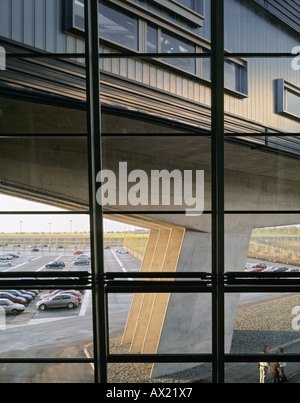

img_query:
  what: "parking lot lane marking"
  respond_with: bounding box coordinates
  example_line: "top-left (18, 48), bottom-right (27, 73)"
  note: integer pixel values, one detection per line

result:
top-left (36, 264), bottom-right (49, 272)
top-left (3, 261), bottom-right (28, 272)
top-left (54, 255), bottom-right (63, 261)
top-left (79, 290), bottom-right (91, 317)
top-left (111, 249), bottom-right (134, 280)
top-left (111, 249), bottom-right (127, 273)
top-left (31, 256), bottom-right (42, 261)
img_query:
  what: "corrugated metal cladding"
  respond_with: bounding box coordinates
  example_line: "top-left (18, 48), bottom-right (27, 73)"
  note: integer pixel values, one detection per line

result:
top-left (251, 0), bottom-right (300, 32)
top-left (0, 0), bottom-right (299, 135)
top-left (0, 0), bottom-right (84, 54)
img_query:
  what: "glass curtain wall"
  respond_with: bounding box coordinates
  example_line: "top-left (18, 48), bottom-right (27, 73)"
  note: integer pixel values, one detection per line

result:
top-left (1, 0), bottom-right (300, 384)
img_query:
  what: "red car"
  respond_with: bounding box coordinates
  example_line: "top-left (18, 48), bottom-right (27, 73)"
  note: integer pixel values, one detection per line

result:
top-left (73, 251), bottom-right (83, 255)
top-left (0, 292), bottom-right (27, 306)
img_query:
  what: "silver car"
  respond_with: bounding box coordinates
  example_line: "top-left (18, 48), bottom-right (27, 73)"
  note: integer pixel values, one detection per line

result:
top-left (36, 293), bottom-right (79, 310)
top-left (0, 298), bottom-right (25, 315)
top-left (0, 261), bottom-right (12, 267)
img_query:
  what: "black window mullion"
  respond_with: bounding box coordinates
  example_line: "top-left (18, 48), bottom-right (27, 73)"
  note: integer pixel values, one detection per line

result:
top-left (211, 0), bottom-right (225, 384)
top-left (84, 0), bottom-right (107, 384)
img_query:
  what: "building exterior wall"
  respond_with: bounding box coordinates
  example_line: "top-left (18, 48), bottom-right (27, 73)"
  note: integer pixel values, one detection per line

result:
top-left (1, 0), bottom-right (299, 134)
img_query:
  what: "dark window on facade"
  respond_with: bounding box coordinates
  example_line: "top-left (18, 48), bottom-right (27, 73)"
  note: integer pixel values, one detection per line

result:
top-left (147, 24), bottom-right (158, 53)
top-left (276, 78), bottom-right (300, 120)
top-left (174, 0), bottom-right (204, 15)
top-left (160, 30), bottom-right (196, 74)
top-left (99, 2), bottom-right (138, 50)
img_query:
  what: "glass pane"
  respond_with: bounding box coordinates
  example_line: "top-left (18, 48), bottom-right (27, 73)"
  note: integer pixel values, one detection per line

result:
top-left (0, 363), bottom-right (94, 383)
top-left (225, 213), bottom-right (300, 382)
top-left (224, 137), bottom-right (300, 210)
top-left (160, 30), bottom-right (196, 74)
top-left (108, 291), bottom-right (212, 382)
top-left (224, 61), bottom-right (239, 92)
top-left (227, 293), bottom-right (300, 383)
top-left (225, 213), bottom-right (300, 273)
top-left (147, 24), bottom-right (158, 53)
top-left (0, 213), bottom-right (90, 259)
top-left (286, 90), bottom-right (300, 118)
top-left (107, 361), bottom-right (212, 383)
top-left (0, 212), bottom-right (92, 374)
top-left (0, 97), bottom-right (86, 135)
top-left (101, 136), bottom-right (210, 213)
top-left (0, 138), bottom-right (89, 209)
top-left (99, 2), bottom-right (138, 50)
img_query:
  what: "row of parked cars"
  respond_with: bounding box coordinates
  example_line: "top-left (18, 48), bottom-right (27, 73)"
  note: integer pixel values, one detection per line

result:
top-left (0, 253), bottom-right (20, 267)
top-left (0, 286), bottom-right (82, 315)
top-left (244, 262), bottom-right (300, 272)
top-left (0, 288), bottom-right (39, 315)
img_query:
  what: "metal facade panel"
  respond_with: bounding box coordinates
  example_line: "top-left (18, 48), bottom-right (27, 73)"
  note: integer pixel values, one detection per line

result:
top-left (251, 0), bottom-right (300, 32)
top-left (0, 0), bottom-right (85, 53)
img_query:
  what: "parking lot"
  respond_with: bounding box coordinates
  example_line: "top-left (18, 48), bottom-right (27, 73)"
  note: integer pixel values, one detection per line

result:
top-left (0, 247), bottom-right (91, 325)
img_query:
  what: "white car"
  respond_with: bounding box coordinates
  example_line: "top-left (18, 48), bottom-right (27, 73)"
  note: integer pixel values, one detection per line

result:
top-left (0, 255), bottom-right (12, 260)
top-left (0, 261), bottom-right (12, 267)
top-left (0, 298), bottom-right (25, 315)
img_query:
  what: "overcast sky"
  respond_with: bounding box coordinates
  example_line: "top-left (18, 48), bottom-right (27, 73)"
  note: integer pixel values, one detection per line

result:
top-left (0, 194), bottom-right (131, 233)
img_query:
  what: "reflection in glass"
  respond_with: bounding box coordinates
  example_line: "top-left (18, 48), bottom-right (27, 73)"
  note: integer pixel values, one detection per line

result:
top-left (286, 90), bottom-right (300, 118)
top-left (0, 97), bottom-right (87, 134)
top-left (224, 61), bottom-right (240, 92)
top-left (147, 24), bottom-right (158, 53)
top-left (99, 2), bottom-right (138, 50)
top-left (161, 30), bottom-right (196, 74)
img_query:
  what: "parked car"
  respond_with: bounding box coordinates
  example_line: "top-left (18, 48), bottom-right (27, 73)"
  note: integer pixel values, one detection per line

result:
top-left (0, 255), bottom-right (12, 260)
top-left (20, 290), bottom-right (36, 299)
top-left (76, 255), bottom-right (90, 259)
top-left (116, 248), bottom-right (128, 254)
top-left (73, 250), bottom-right (83, 255)
top-left (250, 263), bottom-right (267, 269)
top-left (244, 267), bottom-right (264, 272)
top-left (0, 292), bottom-right (27, 306)
top-left (104, 245), bottom-right (110, 249)
top-left (41, 289), bottom-right (81, 303)
top-left (31, 248), bottom-right (39, 252)
top-left (271, 266), bottom-right (290, 272)
top-left (0, 261), bottom-right (12, 267)
top-left (7, 253), bottom-right (19, 258)
top-left (45, 261), bottom-right (65, 268)
top-left (286, 268), bottom-right (300, 272)
top-left (36, 294), bottom-right (79, 310)
top-left (74, 259), bottom-right (90, 265)
top-left (262, 266), bottom-right (279, 272)
top-left (1, 290), bottom-right (33, 302)
top-left (263, 266), bottom-right (289, 272)
top-left (0, 298), bottom-right (25, 315)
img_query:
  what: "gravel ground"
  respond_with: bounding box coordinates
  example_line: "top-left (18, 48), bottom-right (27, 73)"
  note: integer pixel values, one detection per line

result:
top-left (89, 294), bottom-right (300, 383)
